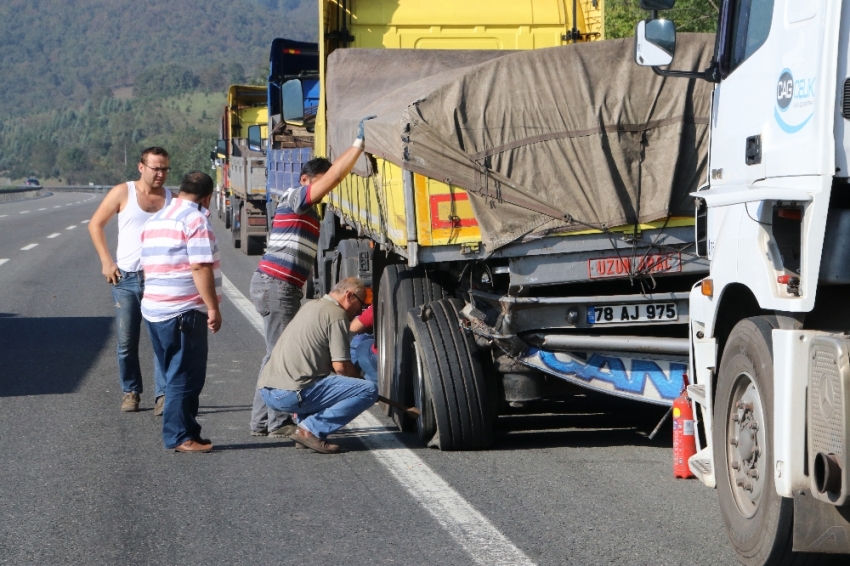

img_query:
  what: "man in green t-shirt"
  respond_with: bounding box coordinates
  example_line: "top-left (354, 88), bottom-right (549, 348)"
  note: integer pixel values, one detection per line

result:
top-left (257, 277), bottom-right (377, 453)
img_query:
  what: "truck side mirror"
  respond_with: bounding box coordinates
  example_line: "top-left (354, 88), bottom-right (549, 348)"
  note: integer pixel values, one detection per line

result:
top-left (215, 139), bottom-right (227, 158)
top-left (634, 19), bottom-right (676, 67)
top-left (282, 79), bottom-right (305, 124)
top-left (247, 124), bottom-right (267, 152)
top-left (640, 0), bottom-right (675, 9)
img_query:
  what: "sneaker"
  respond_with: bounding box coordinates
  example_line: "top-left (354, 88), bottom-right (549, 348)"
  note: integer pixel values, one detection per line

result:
top-left (250, 428), bottom-right (268, 437)
top-left (121, 392), bottom-right (140, 412)
top-left (268, 422), bottom-right (297, 438)
top-left (154, 395), bottom-right (165, 417)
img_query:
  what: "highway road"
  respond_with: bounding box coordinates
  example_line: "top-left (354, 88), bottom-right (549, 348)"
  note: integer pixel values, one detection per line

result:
top-left (0, 190), bottom-right (739, 565)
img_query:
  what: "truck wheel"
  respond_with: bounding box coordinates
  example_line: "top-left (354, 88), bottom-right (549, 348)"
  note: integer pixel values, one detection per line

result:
top-left (714, 316), bottom-right (820, 566)
top-left (412, 341), bottom-right (437, 443)
top-left (239, 205), bottom-right (264, 255)
top-left (406, 298), bottom-right (493, 450)
top-left (231, 201), bottom-right (241, 249)
top-left (224, 198), bottom-right (232, 229)
top-left (376, 264), bottom-right (446, 429)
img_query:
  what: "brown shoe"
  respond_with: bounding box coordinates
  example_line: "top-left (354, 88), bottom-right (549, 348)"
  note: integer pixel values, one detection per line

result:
top-left (290, 427), bottom-right (340, 454)
top-left (121, 392), bottom-right (140, 412)
top-left (154, 395), bottom-right (165, 417)
top-left (174, 439), bottom-right (213, 453)
top-left (268, 422), bottom-right (297, 438)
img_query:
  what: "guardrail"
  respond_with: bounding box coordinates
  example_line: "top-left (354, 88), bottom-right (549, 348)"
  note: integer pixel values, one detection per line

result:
top-left (0, 188), bottom-right (44, 203)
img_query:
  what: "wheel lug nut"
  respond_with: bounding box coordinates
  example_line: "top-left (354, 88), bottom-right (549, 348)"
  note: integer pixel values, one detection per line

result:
top-left (731, 461), bottom-right (740, 470)
top-left (744, 481), bottom-right (753, 492)
top-left (736, 479), bottom-right (745, 487)
top-left (732, 414), bottom-right (740, 423)
top-left (751, 422), bottom-right (759, 431)
top-left (730, 437), bottom-right (738, 447)
top-left (747, 469), bottom-right (759, 479)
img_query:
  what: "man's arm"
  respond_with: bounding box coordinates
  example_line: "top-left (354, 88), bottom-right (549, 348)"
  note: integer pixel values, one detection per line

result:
top-left (88, 184), bottom-right (127, 284)
top-left (332, 360), bottom-right (359, 377)
top-left (191, 263), bottom-right (222, 333)
top-left (307, 145), bottom-right (363, 204)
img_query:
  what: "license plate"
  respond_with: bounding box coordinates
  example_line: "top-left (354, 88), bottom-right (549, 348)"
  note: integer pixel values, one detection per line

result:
top-left (588, 253), bottom-right (681, 279)
top-left (587, 303), bottom-right (679, 324)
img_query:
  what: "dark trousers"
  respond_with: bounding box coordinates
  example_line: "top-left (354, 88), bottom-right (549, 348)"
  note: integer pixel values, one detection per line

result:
top-left (146, 309), bottom-right (208, 449)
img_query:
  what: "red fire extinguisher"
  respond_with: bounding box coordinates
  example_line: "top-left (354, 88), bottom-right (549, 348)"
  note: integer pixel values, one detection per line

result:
top-left (673, 375), bottom-right (697, 479)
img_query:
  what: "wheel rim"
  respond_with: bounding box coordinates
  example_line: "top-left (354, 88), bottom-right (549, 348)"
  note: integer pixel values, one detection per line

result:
top-left (414, 344), bottom-right (426, 426)
top-left (725, 371), bottom-right (768, 518)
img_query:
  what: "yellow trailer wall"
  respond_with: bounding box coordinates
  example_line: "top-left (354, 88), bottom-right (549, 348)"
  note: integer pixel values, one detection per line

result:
top-left (317, 1), bottom-right (604, 249)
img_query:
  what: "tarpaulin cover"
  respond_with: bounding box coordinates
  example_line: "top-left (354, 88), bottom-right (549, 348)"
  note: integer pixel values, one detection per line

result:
top-left (326, 35), bottom-right (715, 248)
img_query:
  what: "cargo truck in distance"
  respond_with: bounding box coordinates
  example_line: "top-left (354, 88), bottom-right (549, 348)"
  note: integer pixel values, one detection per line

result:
top-left (635, 0), bottom-right (850, 564)
top-left (286, 0), bottom-right (722, 451)
top-left (216, 84), bottom-right (268, 255)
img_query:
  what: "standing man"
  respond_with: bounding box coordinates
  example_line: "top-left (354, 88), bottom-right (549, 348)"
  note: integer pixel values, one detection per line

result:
top-left (258, 278), bottom-right (378, 454)
top-left (89, 147), bottom-right (172, 414)
top-left (140, 172), bottom-right (222, 453)
top-left (249, 115), bottom-right (376, 437)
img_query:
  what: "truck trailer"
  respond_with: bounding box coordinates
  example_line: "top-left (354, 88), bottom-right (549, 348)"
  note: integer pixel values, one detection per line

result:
top-left (285, 0), bottom-right (723, 451)
top-left (635, 0), bottom-right (850, 563)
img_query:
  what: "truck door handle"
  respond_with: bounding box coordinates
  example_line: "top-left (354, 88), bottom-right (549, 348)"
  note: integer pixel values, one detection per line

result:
top-left (745, 135), bottom-right (761, 165)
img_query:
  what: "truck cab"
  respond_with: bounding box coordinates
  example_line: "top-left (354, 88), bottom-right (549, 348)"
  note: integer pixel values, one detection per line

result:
top-left (637, 1), bottom-right (850, 563)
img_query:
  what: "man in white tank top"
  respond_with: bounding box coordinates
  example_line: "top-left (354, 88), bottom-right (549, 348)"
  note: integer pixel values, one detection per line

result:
top-left (88, 147), bottom-right (173, 414)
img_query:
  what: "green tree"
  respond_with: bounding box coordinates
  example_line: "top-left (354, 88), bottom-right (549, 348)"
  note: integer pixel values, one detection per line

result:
top-left (606, 0), bottom-right (719, 39)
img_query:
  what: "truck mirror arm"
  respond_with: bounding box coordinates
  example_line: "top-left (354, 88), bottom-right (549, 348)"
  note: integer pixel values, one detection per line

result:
top-left (652, 60), bottom-right (720, 83)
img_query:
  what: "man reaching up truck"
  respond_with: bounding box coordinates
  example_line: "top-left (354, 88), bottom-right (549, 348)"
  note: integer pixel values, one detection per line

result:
top-left (248, 116), bottom-right (376, 437)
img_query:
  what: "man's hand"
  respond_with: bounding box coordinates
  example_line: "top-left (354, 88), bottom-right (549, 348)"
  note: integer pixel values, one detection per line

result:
top-left (207, 308), bottom-right (222, 333)
top-left (332, 360), bottom-right (359, 377)
top-left (353, 115), bottom-right (377, 149)
top-left (102, 262), bottom-right (121, 285)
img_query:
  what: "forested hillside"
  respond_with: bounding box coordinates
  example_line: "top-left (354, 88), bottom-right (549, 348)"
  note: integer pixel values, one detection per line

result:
top-left (0, 0), bottom-right (315, 185)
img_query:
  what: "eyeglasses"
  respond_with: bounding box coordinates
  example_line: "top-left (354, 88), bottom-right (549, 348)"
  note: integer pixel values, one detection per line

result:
top-left (350, 292), bottom-right (366, 307)
top-left (141, 162), bottom-right (171, 174)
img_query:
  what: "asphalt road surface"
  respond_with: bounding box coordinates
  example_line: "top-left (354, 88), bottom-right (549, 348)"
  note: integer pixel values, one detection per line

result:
top-left (0, 190), bottom-right (739, 565)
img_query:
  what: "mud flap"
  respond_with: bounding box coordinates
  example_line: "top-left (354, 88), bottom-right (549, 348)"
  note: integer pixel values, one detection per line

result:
top-left (793, 489), bottom-right (850, 553)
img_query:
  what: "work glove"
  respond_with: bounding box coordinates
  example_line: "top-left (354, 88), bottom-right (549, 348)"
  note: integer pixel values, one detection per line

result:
top-left (353, 115), bottom-right (377, 149)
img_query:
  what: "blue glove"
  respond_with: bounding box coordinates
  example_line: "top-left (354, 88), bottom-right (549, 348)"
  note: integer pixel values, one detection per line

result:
top-left (357, 115), bottom-right (377, 141)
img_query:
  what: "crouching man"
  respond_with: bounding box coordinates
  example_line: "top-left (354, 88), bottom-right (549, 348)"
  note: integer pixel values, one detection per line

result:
top-left (257, 277), bottom-right (377, 454)
top-left (141, 172), bottom-right (222, 453)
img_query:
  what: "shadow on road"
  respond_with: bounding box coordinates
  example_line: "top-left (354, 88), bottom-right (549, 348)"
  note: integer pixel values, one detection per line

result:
top-left (0, 316), bottom-right (113, 397)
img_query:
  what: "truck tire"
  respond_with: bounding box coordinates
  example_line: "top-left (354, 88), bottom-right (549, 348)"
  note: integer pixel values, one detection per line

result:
top-left (406, 298), bottom-right (494, 450)
top-left (714, 316), bottom-right (826, 566)
top-left (231, 200), bottom-right (241, 249)
top-left (376, 264), bottom-right (446, 429)
top-left (240, 205), bottom-right (264, 255)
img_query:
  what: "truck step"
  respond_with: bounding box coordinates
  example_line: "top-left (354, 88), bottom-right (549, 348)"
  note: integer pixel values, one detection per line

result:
top-left (688, 447), bottom-right (715, 488)
top-left (687, 384), bottom-right (706, 406)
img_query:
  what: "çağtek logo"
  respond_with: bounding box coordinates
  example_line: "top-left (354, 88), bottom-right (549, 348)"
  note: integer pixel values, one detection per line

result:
top-left (776, 70), bottom-right (793, 111)
top-left (774, 68), bottom-right (815, 134)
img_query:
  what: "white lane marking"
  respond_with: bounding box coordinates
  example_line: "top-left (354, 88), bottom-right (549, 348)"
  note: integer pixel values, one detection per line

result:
top-left (0, 259), bottom-right (8, 266)
top-left (54, 206), bottom-right (61, 208)
top-left (65, 204), bottom-right (72, 206)
top-left (0, 215), bottom-right (7, 218)
top-left (220, 274), bottom-right (535, 566)
top-left (19, 211), bottom-right (30, 214)
top-left (47, 233), bottom-right (61, 239)
top-left (21, 244), bottom-right (38, 251)
top-left (38, 208), bottom-right (47, 211)
top-left (66, 225), bottom-right (77, 230)
top-left (81, 219), bottom-right (90, 224)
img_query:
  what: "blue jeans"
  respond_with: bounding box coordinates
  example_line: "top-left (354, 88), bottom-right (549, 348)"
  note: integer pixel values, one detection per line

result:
top-left (353, 336), bottom-right (378, 384)
top-left (260, 376), bottom-right (378, 439)
top-left (146, 310), bottom-right (208, 449)
top-left (249, 271), bottom-right (302, 432)
top-left (111, 269), bottom-right (165, 398)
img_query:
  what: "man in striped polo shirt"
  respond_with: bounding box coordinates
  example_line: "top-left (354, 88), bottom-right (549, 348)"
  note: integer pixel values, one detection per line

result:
top-left (249, 115), bottom-right (375, 437)
top-left (141, 172), bottom-right (222, 453)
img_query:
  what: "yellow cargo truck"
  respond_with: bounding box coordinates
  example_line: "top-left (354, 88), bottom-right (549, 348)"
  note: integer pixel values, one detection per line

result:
top-left (218, 84), bottom-right (268, 254)
top-left (302, 0), bottom-right (715, 450)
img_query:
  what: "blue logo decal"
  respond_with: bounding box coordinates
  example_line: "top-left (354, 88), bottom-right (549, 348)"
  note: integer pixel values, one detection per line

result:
top-left (774, 68), bottom-right (814, 134)
top-left (535, 349), bottom-right (685, 400)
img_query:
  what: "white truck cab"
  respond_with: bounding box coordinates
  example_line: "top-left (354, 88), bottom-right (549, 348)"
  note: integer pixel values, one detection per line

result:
top-left (637, 1), bottom-right (850, 564)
